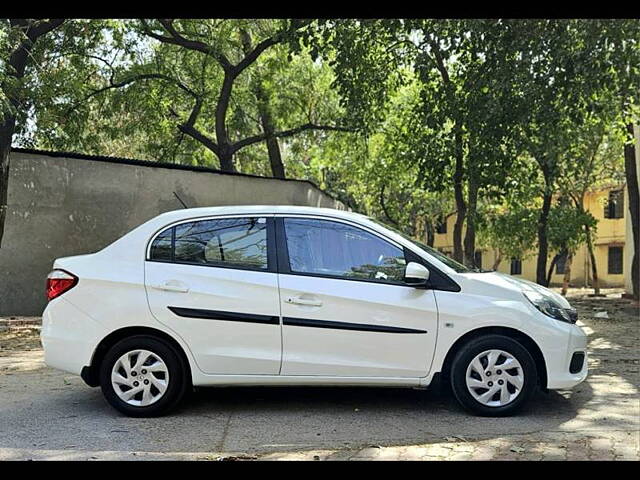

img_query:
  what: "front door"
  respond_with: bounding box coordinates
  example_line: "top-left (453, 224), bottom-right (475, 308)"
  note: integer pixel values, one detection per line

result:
top-left (277, 216), bottom-right (438, 378)
top-left (145, 216), bottom-right (282, 375)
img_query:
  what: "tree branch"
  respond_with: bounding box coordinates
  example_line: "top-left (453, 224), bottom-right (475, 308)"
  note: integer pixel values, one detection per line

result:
top-left (69, 72), bottom-right (198, 115)
top-left (379, 185), bottom-right (400, 227)
top-left (27, 18), bottom-right (65, 39)
top-left (235, 19), bottom-right (312, 75)
top-left (426, 38), bottom-right (451, 85)
top-left (140, 19), bottom-right (233, 71)
top-left (231, 123), bottom-right (355, 153)
top-left (177, 122), bottom-right (219, 156)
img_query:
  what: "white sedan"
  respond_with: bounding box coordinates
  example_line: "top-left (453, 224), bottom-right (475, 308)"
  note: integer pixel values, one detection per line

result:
top-left (41, 205), bottom-right (588, 417)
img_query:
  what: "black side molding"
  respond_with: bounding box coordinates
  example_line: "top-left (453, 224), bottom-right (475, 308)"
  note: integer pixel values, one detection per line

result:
top-left (283, 317), bottom-right (427, 334)
top-left (168, 306), bottom-right (279, 325)
top-left (168, 306), bottom-right (426, 333)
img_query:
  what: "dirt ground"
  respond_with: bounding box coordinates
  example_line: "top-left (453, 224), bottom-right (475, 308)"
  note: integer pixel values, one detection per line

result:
top-left (0, 289), bottom-right (638, 460)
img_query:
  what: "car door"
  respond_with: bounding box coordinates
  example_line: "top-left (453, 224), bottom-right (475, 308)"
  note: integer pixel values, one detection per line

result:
top-left (144, 215), bottom-right (282, 375)
top-left (276, 216), bottom-right (438, 378)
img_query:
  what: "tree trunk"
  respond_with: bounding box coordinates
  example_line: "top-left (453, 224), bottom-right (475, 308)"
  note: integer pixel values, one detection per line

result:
top-left (0, 116), bottom-right (16, 247)
top-left (585, 223), bottom-right (600, 295)
top-left (452, 128), bottom-right (466, 263)
top-left (265, 135), bottom-right (284, 179)
top-left (624, 122), bottom-right (639, 300)
top-left (218, 146), bottom-right (235, 173)
top-left (214, 71), bottom-right (237, 173)
top-left (536, 163), bottom-right (553, 286)
top-left (492, 250), bottom-right (502, 271)
top-left (561, 251), bottom-right (573, 296)
top-left (425, 219), bottom-right (435, 247)
top-left (463, 178), bottom-right (479, 268)
top-left (255, 86), bottom-right (285, 179)
top-left (0, 26), bottom-right (30, 248)
top-left (240, 28), bottom-right (285, 179)
top-left (413, 216), bottom-right (424, 243)
top-left (546, 251), bottom-right (562, 286)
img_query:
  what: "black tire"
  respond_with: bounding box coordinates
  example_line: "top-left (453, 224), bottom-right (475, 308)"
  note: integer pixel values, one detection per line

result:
top-left (99, 335), bottom-right (189, 417)
top-left (450, 334), bottom-right (538, 417)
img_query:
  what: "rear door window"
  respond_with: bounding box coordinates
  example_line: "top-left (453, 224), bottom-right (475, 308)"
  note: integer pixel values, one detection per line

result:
top-left (149, 217), bottom-right (269, 270)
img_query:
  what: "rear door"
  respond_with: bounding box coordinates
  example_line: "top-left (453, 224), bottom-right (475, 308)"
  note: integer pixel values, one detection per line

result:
top-left (276, 216), bottom-right (438, 378)
top-left (144, 215), bottom-right (282, 375)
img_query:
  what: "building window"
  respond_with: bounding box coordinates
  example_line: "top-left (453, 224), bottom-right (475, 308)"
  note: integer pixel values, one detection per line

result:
top-left (510, 258), bottom-right (522, 275)
top-left (604, 190), bottom-right (624, 219)
top-left (556, 251), bottom-right (568, 275)
top-left (608, 246), bottom-right (623, 275)
top-left (436, 216), bottom-right (447, 234)
top-left (474, 250), bottom-right (482, 269)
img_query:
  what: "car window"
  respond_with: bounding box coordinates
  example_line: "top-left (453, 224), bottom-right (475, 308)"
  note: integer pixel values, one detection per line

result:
top-left (149, 227), bottom-right (172, 261)
top-left (368, 217), bottom-right (472, 273)
top-left (283, 218), bottom-right (406, 284)
top-left (150, 217), bottom-right (268, 270)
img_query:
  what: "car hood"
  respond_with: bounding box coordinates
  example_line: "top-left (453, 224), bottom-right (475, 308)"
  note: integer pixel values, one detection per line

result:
top-left (457, 271), bottom-right (572, 308)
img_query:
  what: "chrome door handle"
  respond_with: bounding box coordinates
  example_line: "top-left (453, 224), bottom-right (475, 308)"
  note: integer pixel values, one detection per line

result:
top-left (285, 296), bottom-right (322, 307)
top-left (152, 281), bottom-right (189, 293)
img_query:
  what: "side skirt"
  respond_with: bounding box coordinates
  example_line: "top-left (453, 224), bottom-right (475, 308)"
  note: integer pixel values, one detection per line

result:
top-left (190, 373), bottom-right (434, 388)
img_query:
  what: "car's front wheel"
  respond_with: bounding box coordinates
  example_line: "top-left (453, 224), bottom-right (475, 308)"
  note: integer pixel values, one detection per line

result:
top-left (99, 335), bottom-right (189, 417)
top-left (450, 334), bottom-right (538, 416)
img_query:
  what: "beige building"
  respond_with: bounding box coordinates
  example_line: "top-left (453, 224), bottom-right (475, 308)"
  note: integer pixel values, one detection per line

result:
top-left (434, 186), bottom-right (627, 288)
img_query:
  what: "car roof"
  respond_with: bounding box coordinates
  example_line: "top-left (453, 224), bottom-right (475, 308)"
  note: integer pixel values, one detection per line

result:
top-left (154, 205), bottom-right (366, 223)
top-left (101, 204), bottom-right (460, 277)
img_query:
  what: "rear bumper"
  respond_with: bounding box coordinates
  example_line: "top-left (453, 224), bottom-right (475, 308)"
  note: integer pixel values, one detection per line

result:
top-left (41, 297), bottom-right (107, 376)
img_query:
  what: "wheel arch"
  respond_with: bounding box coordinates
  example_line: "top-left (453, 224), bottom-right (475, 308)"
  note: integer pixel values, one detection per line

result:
top-left (439, 326), bottom-right (548, 390)
top-left (81, 326), bottom-right (193, 388)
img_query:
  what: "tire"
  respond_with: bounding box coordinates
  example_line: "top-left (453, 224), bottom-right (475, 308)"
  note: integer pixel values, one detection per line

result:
top-left (99, 335), bottom-right (189, 417)
top-left (450, 334), bottom-right (538, 417)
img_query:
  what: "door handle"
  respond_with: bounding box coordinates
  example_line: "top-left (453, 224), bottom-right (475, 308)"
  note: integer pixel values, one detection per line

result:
top-left (285, 296), bottom-right (322, 307)
top-left (152, 281), bottom-right (189, 293)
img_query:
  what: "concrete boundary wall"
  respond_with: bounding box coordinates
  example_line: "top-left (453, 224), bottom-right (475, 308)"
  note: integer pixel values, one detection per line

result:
top-left (0, 149), bottom-right (344, 315)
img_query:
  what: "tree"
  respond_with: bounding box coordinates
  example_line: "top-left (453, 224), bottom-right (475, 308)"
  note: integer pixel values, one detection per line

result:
top-left (300, 20), bottom-right (525, 267)
top-left (476, 175), bottom-right (540, 271)
top-left (557, 115), bottom-right (626, 295)
top-left (55, 19), bottom-right (354, 176)
top-left (0, 19), bottom-right (108, 247)
top-left (546, 198), bottom-right (596, 294)
top-left (502, 20), bottom-right (639, 286)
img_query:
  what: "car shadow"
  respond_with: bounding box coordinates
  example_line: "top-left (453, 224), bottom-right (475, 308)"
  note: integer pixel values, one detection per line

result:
top-left (0, 368), bottom-right (602, 458)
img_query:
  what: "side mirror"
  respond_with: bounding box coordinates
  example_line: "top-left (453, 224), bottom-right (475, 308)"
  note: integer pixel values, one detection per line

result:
top-left (405, 262), bottom-right (430, 288)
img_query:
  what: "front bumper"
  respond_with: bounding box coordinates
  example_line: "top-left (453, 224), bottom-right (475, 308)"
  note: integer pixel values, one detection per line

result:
top-left (546, 322), bottom-right (588, 389)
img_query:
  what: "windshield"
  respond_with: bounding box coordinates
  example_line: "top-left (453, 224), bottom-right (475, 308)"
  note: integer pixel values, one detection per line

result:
top-left (367, 217), bottom-right (472, 273)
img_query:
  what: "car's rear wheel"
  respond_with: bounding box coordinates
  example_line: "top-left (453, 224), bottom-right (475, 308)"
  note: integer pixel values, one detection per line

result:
top-left (99, 335), bottom-right (189, 417)
top-left (450, 334), bottom-right (537, 416)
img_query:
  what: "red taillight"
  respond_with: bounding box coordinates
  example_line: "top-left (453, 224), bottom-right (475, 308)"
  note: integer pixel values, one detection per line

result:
top-left (46, 270), bottom-right (78, 301)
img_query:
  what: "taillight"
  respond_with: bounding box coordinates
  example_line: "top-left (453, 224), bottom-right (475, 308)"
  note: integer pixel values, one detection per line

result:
top-left (46, 269), bottom-right (78, 301)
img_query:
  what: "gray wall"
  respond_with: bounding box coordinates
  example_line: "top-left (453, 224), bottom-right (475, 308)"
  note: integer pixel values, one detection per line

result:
top-left (0, 150), bottom-right (344, 315)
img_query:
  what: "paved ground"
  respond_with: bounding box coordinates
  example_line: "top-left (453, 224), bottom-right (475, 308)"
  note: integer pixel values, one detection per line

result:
top-left (0, 290), bottom-right (638, 461)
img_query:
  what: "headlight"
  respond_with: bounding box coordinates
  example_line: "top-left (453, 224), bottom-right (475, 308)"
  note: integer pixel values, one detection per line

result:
top-left (522, 290), bottom-right (577, 323)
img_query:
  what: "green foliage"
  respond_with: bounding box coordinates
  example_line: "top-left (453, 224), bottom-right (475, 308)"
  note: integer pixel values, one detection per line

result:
top-left (548, 199), bottom-right (597, 255)
top-left (2, 18), bottom-right (636, 264)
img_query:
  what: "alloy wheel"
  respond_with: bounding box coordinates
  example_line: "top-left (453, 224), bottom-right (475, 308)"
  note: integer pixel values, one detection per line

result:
top-left (111, 349), bottom-right (170, 407)
top-left (465, 349), bottom-right (524, 407)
